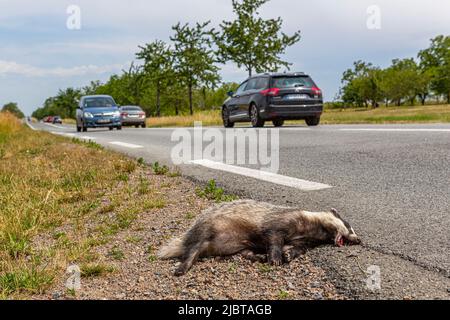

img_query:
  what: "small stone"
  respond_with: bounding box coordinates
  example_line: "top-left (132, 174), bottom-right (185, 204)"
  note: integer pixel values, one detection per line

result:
top-left (313, 292), bottom-right (323, 300)
top-left (287, 282), bottom-right (295, 290)
top-left (52, 292), bottom-right (61, 300)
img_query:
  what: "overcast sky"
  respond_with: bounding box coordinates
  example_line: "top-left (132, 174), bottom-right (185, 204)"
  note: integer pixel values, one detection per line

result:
top-left (1, 0), bottom-right (449, 115)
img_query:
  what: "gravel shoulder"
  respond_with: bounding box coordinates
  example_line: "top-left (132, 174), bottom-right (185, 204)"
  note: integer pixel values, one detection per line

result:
top-left (33, 168), bottom-right (342, 300)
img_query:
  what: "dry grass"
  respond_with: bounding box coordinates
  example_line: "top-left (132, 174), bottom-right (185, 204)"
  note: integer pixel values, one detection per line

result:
top-left (320, 104), bottom-right (450, 124)
top-left (0, 112), bottom-right (22, 138)
top-left (0, 115), bottom-right (179, 299)
top-left (143, 104), bottom-right (450, 128)
top-left (146, 110), bottom-right (221, 128)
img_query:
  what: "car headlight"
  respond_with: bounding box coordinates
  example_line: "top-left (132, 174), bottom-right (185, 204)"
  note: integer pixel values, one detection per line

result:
top-left (84, 112), bottom-right (94, 118)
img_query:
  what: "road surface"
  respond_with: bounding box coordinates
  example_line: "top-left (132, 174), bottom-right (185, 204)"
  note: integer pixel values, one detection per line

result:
top-left (30, 120), bottom-right (450, 299)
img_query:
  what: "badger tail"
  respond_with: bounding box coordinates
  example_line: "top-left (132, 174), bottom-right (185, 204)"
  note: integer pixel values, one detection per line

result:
top-left (157, 237), bottom-right (185, 259)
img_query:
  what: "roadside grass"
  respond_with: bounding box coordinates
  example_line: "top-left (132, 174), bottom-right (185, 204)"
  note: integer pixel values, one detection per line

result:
top-left (0, 113), bottom-right (175, 298)
top-left (143, 104), bottom-right (450, 127)
top-left (196, 179), bottom-right (237, 203)
top-left (146, 109), bottom-right (221, 127)
top-left (319, 104), bottom-right (450, 124)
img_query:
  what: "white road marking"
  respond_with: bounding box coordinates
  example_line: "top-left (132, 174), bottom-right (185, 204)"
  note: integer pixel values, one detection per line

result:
top-left (25, 120), bottom-right (37, 131)
top-left (189, 159), bottom-right (332, 191)
top-left (109, 141), bottom-right (143, 149)
top-left (340, 128), bottom-right (450, 132)
top-left (79, 136), bottom-right (96, 140)
top-left (45, 123), bottom-right (66, 129)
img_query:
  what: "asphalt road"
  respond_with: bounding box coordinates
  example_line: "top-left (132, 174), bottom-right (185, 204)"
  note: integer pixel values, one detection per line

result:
top-left (31, 121), bottom-right (450, 299)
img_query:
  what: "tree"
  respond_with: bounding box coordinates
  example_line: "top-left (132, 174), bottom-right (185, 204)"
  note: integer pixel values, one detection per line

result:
top-left (213, 0), bottom-right (301, 76)
top-left (1, 102), bottom-right (25, 118)
top-left (379, 59), bottom-right (421, 106)
top-left (136, 41), bottom-right (174, 117)
top-left (340, 61), bottom-right (382, 108)
top-left (171, 22), bottom-right (220, 115)
top-left (418, 35), bottom-right (450, 103)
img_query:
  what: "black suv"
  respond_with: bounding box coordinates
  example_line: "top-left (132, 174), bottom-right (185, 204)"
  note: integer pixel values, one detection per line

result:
top-left (222, 72), bottom-right (323, 128)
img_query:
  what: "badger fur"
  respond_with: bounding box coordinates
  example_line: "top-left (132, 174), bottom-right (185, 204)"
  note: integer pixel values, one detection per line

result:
top-left (158, 200), bottom-right (361, 276)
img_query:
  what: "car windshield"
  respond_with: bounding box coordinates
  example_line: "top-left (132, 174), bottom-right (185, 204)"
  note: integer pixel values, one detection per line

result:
top-left (84, 97), bottom-right (116, 108)
top-left (272, 76), bottom-right (315, 88)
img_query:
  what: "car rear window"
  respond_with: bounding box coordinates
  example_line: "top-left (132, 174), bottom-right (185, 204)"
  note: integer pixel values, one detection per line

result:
top-left (122, 107), bottom-right (142, 111)
top-left (84, 97), bottom-right (116, 108)
top-left (272, 76), bottom-right (315, 88)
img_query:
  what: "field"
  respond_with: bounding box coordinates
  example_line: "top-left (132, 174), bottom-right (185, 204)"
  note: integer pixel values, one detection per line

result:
top-left (0, 112), bottom-right (339, 300)
top-left (144, 104), bottom-right (450, 127)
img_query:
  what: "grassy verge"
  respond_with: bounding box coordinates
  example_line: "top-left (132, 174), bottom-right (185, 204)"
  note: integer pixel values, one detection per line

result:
top-left (143, 104), bottom-right (450, 127)
top-left (319, 104), bottom-right (450, 124)
top-left (0, 112), bottom-right (178, 299)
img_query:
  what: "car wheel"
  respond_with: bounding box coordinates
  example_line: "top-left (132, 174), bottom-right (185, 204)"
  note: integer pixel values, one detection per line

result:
top-left (272, 119), bottom-right (284, 127)
top-left (305, 116), bottom-right (320, 126)
top-left (222, 107), bottom-right (234, 128)
top-left (109, 127), bottom-right (113, 131)
top-left (250, 104), bottom-right (265, 128)
top-left (117, 126), bottom-right (122, 130)
top-left (135, 125), bottom-right (139, 128)
top-left (141, 123), bottom-right (146, 128)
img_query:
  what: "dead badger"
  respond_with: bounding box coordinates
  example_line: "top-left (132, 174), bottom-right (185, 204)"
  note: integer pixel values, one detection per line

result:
top-left (158, 200), bottom-right (361, 276)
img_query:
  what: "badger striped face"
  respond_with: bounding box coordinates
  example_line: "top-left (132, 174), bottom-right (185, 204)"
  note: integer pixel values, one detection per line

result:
top-left (330, 208), bottom-right (361, 247)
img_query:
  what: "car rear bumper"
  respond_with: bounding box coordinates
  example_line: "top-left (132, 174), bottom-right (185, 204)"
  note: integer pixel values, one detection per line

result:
top-left (121, 117), bottom-right (146, 125)
top-left (261, 104), bottom-right (323, 120)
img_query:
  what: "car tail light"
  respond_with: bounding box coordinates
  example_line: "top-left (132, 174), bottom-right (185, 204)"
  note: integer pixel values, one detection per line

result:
top-left (121, 112), bottom-right (128, 117)
top-left (139, 112), bottom-right (145, 118)
top-left (312, 87), bottom-right (322, 98)
top-left (261, 88), bottom-right (280, 96)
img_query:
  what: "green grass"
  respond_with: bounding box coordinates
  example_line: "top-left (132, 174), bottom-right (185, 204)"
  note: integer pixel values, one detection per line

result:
top-left (319, 104), bottom-right (450, 124)
top-left (196, 179), bottom-right (237, 203)
top-left (80, 263), bottom-right (115, 278)
top-left (139, 104), bottom-right (450, 127)
top-left (0, 113), bottom-right (172, 298)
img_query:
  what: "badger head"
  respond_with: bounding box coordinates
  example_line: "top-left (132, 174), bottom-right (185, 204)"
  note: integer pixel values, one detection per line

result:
top-left (327, 208), bottom-right (361, 247)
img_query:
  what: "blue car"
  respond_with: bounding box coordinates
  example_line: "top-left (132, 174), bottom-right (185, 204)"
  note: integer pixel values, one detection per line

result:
top-left (76, 95), bottom-right (122, 132)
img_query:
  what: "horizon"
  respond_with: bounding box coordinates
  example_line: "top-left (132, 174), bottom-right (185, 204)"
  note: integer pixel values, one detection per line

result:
top-left (1, 0), bottom-right (450, 115)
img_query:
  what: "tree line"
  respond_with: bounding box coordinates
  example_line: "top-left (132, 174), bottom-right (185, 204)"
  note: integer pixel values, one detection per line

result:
top-left (339, 35), bottom-right (450, 108)
top-left (33, 0), bottom-right (300, 119)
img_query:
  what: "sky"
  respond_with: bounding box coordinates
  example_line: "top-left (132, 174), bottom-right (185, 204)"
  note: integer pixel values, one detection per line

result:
top-left (1, 0), bottom-right (449, 115)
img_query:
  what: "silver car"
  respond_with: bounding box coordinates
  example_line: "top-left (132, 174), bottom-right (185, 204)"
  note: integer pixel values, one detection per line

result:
top-left (119, 106), bottom-right (147, 128)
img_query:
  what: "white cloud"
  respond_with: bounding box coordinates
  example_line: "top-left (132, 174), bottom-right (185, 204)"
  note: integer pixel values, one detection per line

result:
top-left (0, 60), bottom-right (128, 77)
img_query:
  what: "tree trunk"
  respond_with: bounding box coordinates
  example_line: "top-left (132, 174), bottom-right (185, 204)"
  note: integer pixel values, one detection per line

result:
top-left (248, 67), bottom-right (252, 77)
top-left (175, 99), bottom-right (179, 116)
top-left (447, 92), bottom-right (450, 104)
top-left (202, 87), bottom-right (207, 109)
top-left (397, 99), bottom-right (401, 107)
top-left (156, 84), bottom-right (161, 117)
top-left (188, 83), bottom-right (193, 116)
top-left (420, 94), bottom-right (427, 106)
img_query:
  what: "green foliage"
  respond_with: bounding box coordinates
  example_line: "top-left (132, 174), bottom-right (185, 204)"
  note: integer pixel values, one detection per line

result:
top-left (1, 102), bottom-right (25, 118)
top-left (339, 35), bottom-right (449, 107)
top-left (213, 0), bottom-right (301, 76)
top-left (418, 35), bottom-right (450, 103)
top-left (171, 21), bottom-right (221, 115)
top-left (151, 162), bottom-right (169, 175)
top-left (136, 40), bottom-right (174, 117)
top-left (196, 179), bottom-right (236, 202)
